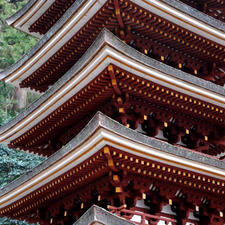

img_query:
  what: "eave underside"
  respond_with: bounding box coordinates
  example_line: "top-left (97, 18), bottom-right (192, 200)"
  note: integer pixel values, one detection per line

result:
top-left (2, 0), bottom-right (225, 92)
top-left (10, 65), bottom-right (225, 157)
top-left (0, 113), bottom-right (224, 225)
top-left (8, 0), bottom-right (225, 37)
top-left (19, 0), bottom-right (225, 90)
top-left (176, 0), bottom-right (225, 23)
top-left (0, 30), bottom-right (225, 158)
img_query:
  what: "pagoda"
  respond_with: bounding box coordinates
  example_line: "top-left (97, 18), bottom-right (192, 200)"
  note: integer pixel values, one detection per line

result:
top-left (0, 0), bottom-right (224, 224)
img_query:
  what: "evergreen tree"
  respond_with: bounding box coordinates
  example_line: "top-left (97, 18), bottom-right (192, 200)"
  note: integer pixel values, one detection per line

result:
top-left (0, 1), bottom-right (44, 224)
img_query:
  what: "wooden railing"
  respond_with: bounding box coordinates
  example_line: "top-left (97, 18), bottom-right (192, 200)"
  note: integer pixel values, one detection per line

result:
top-left (108, 206), bottom-right (176, 225)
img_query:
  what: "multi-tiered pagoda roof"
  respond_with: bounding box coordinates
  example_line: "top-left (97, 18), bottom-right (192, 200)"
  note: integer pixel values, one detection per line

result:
top-left (0, 0), bottom-right (224, 225)
top-left (1, 0), bottom-right (225, 92)
top-left (0, 29), bottom-right (224, 157)
top-left (0, 112), bottom-right (224, 224)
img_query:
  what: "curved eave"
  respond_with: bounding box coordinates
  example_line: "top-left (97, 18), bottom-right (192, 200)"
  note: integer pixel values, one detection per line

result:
top-left (2, 0), bottom-right (225, 88)
top-left (0, 29), bottom-right (225, 146)
top-left (0, 112), bottom-right (224, 212)
top-left (75, 205), bottom-right (135, 225)
top-left (160, 0), bottom-right (225, 32)
top-left (0, 0), bottom-right (105, 86)
top-left (6, 0), bottom-right (53, 38)
top-left (7, 0), bottom-right (225, 39)
top-left (134, 0), bottom-right (225, 40)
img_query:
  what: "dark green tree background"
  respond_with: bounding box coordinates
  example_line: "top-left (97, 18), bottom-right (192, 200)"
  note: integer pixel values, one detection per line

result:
top-left (0, 0), bottom-right (44, 224)
top-left (0, 0), bottom-right (38, 123)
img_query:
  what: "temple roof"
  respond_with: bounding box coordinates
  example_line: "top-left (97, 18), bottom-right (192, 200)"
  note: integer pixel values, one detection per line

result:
top-left (0, 112), bottom-right (224, 218)
top-left (74, 205), bottom-right (135, 225)
top-left (7, 0), bottom-right (225, 38)
top-left (176, 0), bottom-right (225, 23)
top-left (162, 0), bottom-right (225, 26)
top-left (2, 1), bottom-right (225, 224)
top-left (2, 0), bottom-right (225, 91)
top-left (0, 29), bottom-right (224, 155)
top-left (6, 0), bottom-right (73, 38)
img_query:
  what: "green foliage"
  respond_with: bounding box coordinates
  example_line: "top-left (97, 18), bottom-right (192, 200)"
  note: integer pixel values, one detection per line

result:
top-left (0, 0), bottom-right (37, 71)
top-left (0, 81), bottom-right (16, 125)
top-left (0, 218), bottom-right (35, 225)
top-left (0, 1), bottom-right (42, 224)
top-left (26, 90), bottom-right (40, 107)
top-left (0, 144), bottom-right (44, 225)
top-left (0, 81), bottom-right (40, 125)
top-left (0, 0), bottom-right (39, 123)
top-left (0, 144), bottom-right (44, 188)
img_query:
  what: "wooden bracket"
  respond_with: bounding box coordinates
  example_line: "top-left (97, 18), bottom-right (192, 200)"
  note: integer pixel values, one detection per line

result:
top-left (104, 146), bottom-right (118, 172)
top-left (114, 0), bottom-right (125, 29)
top-left (108, 65), bottom-right (121, 95)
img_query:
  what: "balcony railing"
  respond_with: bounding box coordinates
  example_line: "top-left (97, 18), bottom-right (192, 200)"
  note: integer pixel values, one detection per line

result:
top-left (108, 206), bottom-right (176, 225)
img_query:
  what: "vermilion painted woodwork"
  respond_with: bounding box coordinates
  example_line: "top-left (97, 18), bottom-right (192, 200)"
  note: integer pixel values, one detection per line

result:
top-left (20, 0), bottom-right (225, 91)
top-left (11, 66), bottom-right (225, 158)
top-left (2, 1), bottom-right (225, 224)
top-left (2, 147), bottom-right (224, 225)
top-left (179, 0), bottom-right (225, 22)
